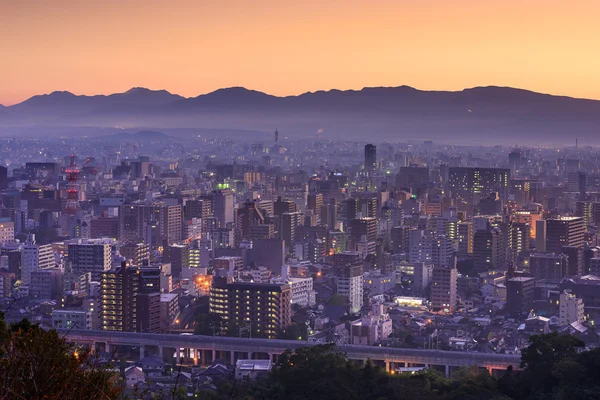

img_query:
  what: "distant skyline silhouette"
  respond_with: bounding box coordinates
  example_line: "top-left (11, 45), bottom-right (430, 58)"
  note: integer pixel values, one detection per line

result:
top-left (2, 1), bottom-right (599, 105)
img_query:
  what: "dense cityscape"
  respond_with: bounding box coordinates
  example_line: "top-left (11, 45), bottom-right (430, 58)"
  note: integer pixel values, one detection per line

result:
top-left (0, 129), bottom-right (599, 398)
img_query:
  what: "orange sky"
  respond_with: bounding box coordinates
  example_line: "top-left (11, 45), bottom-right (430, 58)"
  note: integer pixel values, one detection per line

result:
top-left (1, 0), bottom-right (599, 105)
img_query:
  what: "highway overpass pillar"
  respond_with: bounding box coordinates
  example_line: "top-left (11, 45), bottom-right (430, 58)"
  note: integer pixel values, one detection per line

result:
top-left (158, 346), bottom-right (163, 359)
top-left (140, 345), bottom-right (145, 359)
top-left (212, 349), bottom-right (216, 363)
top-left (445, 365), bottom-right (450, 377)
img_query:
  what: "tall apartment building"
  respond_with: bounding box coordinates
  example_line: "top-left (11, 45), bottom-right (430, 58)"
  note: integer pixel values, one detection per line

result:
top-left (510, 210), bottom-right (542, 238)
top-left (281, 212), bottom-right (302, 254)
top-left (209, 277), bottom-right (292, 338)
top-left (335, 262), bottom-right (364, 314)
top-left (68, 239), bottom-right (113, 281)
top-left (506, 277), bottom-right (535, 317)
top-left (390, 225), bottom-right (410, 254)
top-left (430, 265), bottom-right (457, 312)
top-left (457, 221), bottom-right (473, 255)
top-left (473, 228), bottom-right (503, 270)
top-left (509, 222), bottom-right (531, 264)
top-left (100, 262), bottom-right (161, 332)
top-left (21, 235), bottom-right (54, 286)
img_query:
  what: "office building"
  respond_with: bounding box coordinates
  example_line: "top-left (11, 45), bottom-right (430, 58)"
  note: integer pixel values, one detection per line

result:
top-left (213, 189), bottom-right (234, 228)
top-left (545, 217), bottom-right (584, 253)
top-left (68, 239), bottom-right (113, 281)
top-left (448, 167), bottom-right (510, 203)
top-left (364, 144), bottom-right (377, 170)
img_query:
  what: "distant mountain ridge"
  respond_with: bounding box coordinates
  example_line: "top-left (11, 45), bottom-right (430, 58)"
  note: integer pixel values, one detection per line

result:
top-left (2, 85), bottom-right (600, 144)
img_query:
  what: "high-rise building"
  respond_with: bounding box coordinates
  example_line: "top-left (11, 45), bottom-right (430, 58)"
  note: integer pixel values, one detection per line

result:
top-left (100, 262), bottom-right (141, 332)
top-left (100, 262), bottom-right (161, 332)
top-left (68, 239), bottom-right (113, 281)
top-left (281, 212), bottom-right (302, 254)
top-left (119, 202), bottom-right (183, 247)
top-left (390, 225), bottom-right (410, 254)
top-left (448, 167), bottom-right (510, 203)
top-left (213, 189), bottom-right (234, 228)
top-left (536, 219), bottom-right (547, 252)
top-left (545, 217), bottom-right (585, 253)
top-left (430, 265), bottom-right (457, 312)
top-left (575, 201), bottom-right (600, 226)
top-left (164, 244), bottom-right (190, 279)
top-left (349, 217), bottom-right (377, 254)
top-left (335, 262), bottom-right (364, 314)
top-left (307, 193), bottom-right (323, 214)
top-left (509, 222), bottom-right (530, 264)
top-left (209, 277), bottom-right (292, 338)
top-left (364, 144), bottom-right (377, 170)
top-left (473, 228), bottom-right (502, 270)
top-left (506, 277), bottom-right (535, 316)
top-left (510, 211), bottom-right (542, 239)
top-left (457, 221), bottom-right (473, 255)
top-left (21, 235), bottom-right (54, 286)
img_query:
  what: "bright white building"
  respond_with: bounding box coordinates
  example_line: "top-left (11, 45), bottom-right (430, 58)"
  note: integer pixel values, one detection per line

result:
top-left (559, 291), bottom-right (584, 327)
top-left (22, 234), bottom-right (54, 286)
top-left (271, 276), bottom-right (315, 307)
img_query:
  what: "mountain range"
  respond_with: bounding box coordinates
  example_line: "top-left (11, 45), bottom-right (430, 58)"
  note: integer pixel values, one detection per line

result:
top-left (1, 86), bottom-right (600, 144)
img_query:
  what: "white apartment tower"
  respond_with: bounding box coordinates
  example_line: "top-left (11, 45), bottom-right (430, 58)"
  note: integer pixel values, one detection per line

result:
top-left (21, 234), bottom-right (55, 286)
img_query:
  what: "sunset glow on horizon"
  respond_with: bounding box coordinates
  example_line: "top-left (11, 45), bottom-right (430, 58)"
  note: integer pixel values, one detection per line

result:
top-left (2, 0), bottom-right (599, 105)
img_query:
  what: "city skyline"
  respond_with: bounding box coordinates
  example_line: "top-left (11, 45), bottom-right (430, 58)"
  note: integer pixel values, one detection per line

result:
top-left (2, 0), bottom-right (600, 105)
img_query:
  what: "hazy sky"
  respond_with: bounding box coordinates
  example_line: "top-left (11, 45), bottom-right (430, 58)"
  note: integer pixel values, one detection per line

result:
top-left (2, 0), bottom-right (599, 105)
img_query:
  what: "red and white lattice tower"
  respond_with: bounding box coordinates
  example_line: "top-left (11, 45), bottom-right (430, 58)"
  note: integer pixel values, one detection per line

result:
top-left (64, 154), bottom-right (81, 214)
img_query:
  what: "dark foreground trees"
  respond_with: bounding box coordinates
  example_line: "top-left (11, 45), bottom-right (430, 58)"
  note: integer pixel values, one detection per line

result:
top-left (226, 332), bottom-right (600, 400)
top-left (0, 312), bottom-right (120, 400)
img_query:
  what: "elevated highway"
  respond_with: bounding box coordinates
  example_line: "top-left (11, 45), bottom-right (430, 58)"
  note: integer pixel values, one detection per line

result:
top-left (63, 329), bottom-right (520, 377)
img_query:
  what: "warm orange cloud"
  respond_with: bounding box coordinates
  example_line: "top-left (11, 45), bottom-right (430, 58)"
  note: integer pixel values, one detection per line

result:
top-left (1, 0), bottom-right (599, 105)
